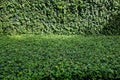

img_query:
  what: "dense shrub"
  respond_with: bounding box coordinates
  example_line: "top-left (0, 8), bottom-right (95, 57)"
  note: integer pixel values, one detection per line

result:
top-left (0, 0), bottom-right (119, 35)
top-left (0, 35), bottom-right (120, 79)
top-left (102, 12), bottom-right (120, 35)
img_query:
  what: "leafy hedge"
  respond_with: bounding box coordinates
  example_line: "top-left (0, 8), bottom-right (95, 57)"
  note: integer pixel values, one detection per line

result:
top-left (0, 0), bottom-right (120, 35)
top-left (0, 35), bottom-right (120, 79)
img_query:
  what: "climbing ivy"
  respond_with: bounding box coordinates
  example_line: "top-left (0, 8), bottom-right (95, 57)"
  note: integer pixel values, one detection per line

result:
top-left (0, 0), bottom-right (119, 35)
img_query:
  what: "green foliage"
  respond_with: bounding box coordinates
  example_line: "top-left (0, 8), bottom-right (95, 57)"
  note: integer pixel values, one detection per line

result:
top-left (102, 11), bottom-right (120, 35)
top-left (0, 0), bottom-right (120, 35)
top-left (0, 35), bottom-right (120, 79)
top-left (103, 0), bottom-right (120, 35)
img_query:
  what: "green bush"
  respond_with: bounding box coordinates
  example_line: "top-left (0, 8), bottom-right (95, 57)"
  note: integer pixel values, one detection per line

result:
top-left (0, 35), bottom-right (120, 79)
top-left (0, 0), bottom-right (120, 35)
top-left (101, 0), bottom-right (120, 35)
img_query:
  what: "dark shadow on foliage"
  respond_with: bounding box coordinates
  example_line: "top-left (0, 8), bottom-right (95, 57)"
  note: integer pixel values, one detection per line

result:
top-left (102, 13), bottom-right (120, 35)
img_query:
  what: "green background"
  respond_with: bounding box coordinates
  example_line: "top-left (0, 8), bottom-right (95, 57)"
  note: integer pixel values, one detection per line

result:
top-left (0, 0), bottom-right (120, 35)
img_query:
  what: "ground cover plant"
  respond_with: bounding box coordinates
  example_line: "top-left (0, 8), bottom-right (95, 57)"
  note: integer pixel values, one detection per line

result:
top-left (0, 34), bottom-right (120, 80)
top-left (0, 0), bottom-right (120, 80)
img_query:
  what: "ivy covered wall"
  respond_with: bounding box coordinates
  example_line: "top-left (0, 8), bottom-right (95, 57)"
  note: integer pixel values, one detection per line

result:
top-left (0, 0), bottom-right (119, 35)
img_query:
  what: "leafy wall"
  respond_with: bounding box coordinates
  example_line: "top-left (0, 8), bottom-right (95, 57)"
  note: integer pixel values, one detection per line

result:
top-left (0, 0), bottom-right (120, 35)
